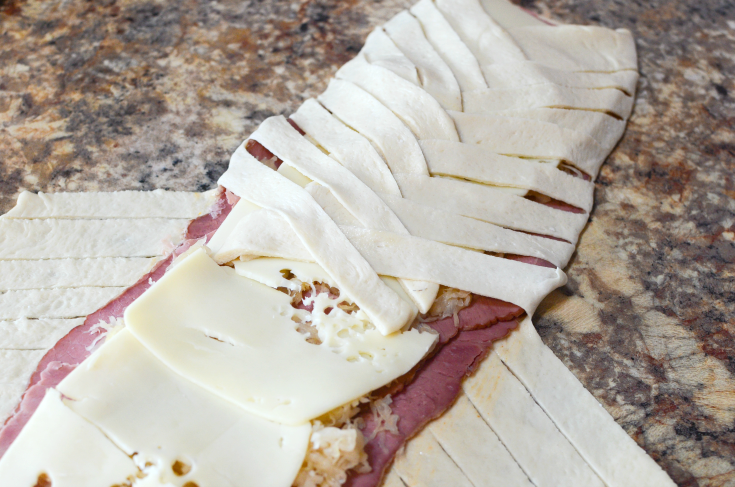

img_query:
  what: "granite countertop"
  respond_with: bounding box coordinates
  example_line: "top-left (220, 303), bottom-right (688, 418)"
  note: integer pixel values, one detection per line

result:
top-left (1, 0), bottom-right (734, 484)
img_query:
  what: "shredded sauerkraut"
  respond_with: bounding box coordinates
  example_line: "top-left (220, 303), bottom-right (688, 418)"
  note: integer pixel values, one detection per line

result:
top-left (419, 286), bottom-right (472, 326)
top-left (365, 395), bottom-right (399, 442)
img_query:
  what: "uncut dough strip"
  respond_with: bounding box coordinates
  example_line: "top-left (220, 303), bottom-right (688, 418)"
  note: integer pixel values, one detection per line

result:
top-left (428, 394), bottom-right (535, 487)
top-left (250, 116), bottom-right (438, 312)
top-left (3, 189), bottom-right (217, 219)
top-left (481, 61), bottom-right (638, 95)
top-left (494, 317), bottom-right (677, 487)
top-left (409, 0), bottom-right (488, 92)
top-left (448, 111), bottom-right (609, 177)
top-left (336, 56), bottom-right (460, 142)
top-left (393, 427), bottom-right (475, 487)
top-left (218, 145), bottom-right (413, 335)
top-left (463, 352), bottom-right (606, 487)
top-left (0, 219), bottom-right (186, 259)
top-left (419, 139), bottom-right (594, 211)
top-left (0, 287), bottom-right (125, 320)
top-left (383, 11), bottom-right (462, 111)
top-left (290, 99), bottom-right (401, 195)
top-left (395, 174), bottom-right (589, 243)
top-left (318, 79), bottom-right (429, 176)
top-left (464, 84), bottom-right (634, 120)
top-left (216, 211), bottom-right (566, 315)
top-left (434, 0), bottom-right (525, 64)
top-left (309, 186), bottom-right (575, 267)
top-left (0, 257), bottom-right (156, 291)
top-left (507, 25), bottom-right (638, 73)
top-left (0, 318), bottom-right (85, 350)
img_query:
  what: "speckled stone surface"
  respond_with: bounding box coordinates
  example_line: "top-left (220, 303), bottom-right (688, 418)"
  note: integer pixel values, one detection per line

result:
top-left (1, 0), bottom-right (734, 485)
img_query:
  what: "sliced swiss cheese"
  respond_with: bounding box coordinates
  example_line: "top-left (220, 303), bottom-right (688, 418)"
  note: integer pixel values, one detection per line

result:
top-left (125, 249), bottom-right (436, 425)
top-left (58, 328), bottom-right (311, 487)
top-left (0, 389), bottom-right (139, 487)
top-left (218, 145), bottom-right (414, 335)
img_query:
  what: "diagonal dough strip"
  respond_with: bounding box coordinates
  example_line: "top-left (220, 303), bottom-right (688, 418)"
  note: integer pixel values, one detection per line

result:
top-left (216, 210), bottom-right (566, 316)
top-left (250, 115), bottom-right (439, 312)
top-left (481, 61), bottom-right (639, 95)
top-left (318, 79), bottom-right (429, 176)
top-left (290, 99), bottom-right (401, 196)
top-left (218, 145), bottom-right (414, 335)
top-left (409, 0), bottom-right (488, 92)
top-left (336, 56), bottom-right (460, 142)
top-left (419, 139), bottom-right (595, 212)
top-left (394, 174), bottom-right (589, 243)
top-left (383, 11), bottom-right (462, 111)
top-left (464, 84), bottom-right (635, 120)
top-left (448, 111), bottom-right (609, 177)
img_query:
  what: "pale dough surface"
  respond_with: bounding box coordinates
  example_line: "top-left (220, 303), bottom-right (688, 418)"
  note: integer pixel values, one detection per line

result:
top-left (4, 189), bottom-right (217, 219)
top-left (0, 257), bottom-right (155, 291)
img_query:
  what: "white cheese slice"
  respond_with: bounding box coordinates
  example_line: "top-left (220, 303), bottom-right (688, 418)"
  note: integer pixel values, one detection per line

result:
top-left (478, 0), bottom-right (548, 29)
top-left (394, 427), bottom-right (475, 487)
top-left (0, 257), bottom-right (155, 291)
top-left (336, 56), bottom-right (460, 142)
top-left (428, 394), bottom-right (534, 487)
top-left (395, 174), bottom-right (588, 243)
top-left (490, 107), bottom-right (627, 153)
top-left (448, 111), bottom-right (608, 177)
top-left (420, 139), bottom-right (594, 212)
top-left (217, 215), bottom-right (567, 316)
top-left (0, 318), bottom-right (84, 350)
top-left (125, 249), bottom-right (436, 425)
top-left (58, 328), bottom-right (312, 487)
top-left (495, 317), bottom-right (677, 487)
top-left (2, 189), bottom-right (218, 219)
top-left (508, 25), bottom-right (638, 72)
top-left (0, 287), bottom-right (124, 320)
top-left (360, 27), bottom-right (421, 86)
top-left (250, 116), bottom-right (439, 313)
top-left (384, 11), bottom-right (462, 111)
top-left (464, 84), bottom-right (634, 120)
top-left (409, 0), bottom-right (488, 92)
top-left (0, 389), bottom-right (139, 487)
top-left (463, 352), bottom-right (606, 487)
top-left (318, 79), bottom-right (429, 176)
top-left (434, 0), bottom-right (526, 65)
top-left (0, 218), bottom-right (186, 259)
top-left (291, 99), bottom-right (401, 195)
top-left (481, 61), bottom-right (639, 95)
top-left (233, 258), bottom-right (417, 318)
top-left (219, 146), bottom-right (414, 335)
